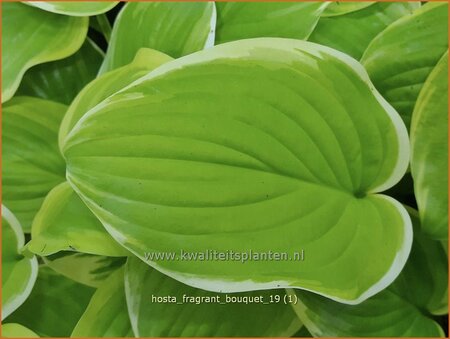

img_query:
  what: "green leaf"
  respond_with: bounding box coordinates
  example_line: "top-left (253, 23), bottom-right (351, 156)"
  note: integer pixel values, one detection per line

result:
top-left (309, 2), bottom-right (420, 60)
top-left (27, 181), bottom-right (127, 257)
top-left (2, 206), bottom-right (38, 320)
top-left (2, 2), bottom-right (88, 103)
top-left (389, 208), bottom-right (448, 315)
top-left (23, 1), bottom-right (118, 16)
top-left (99, 2), bottom-right (215, 74)
top-left (442, 240), bottom-right (448, 256)
top-left (90, 14), bottom-right (112, 42)
top-left (289, 208), bottom-right (446, 337)
top-left (361, 2), bottom-right (448, 128)
top-left (410, 51), bottom-right (449, 240)
top-left (72, 267), bottom-right (133, 337)
top-left (3, 97), bottom-right (66, 232)
top-left (321, 2), bottom-right (376, 17)
top-left (16, 38), bottom-right (104, 105)
top-left (215, 2), bottom-right (328, 45)
top-left (63, 38), bottom-right (412, 303)
top-left (290, 289), bottom-right (444, 337)
top-left (6, 266), bottom-right (94, 337)
top-left (1, 324), bottom-right (39, 338)
top-left (125, 257), bottom-right (301, 337)
top-left (59, 48), bottom-right (173, 149)
top-left (43, 252), bottom-right (126, 288)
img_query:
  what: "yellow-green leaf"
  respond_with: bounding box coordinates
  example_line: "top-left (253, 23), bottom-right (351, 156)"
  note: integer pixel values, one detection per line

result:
top-left (2, 2), bottom-right (87, 102)
top-left (3, 97), bottom-right (66, 232)
top-left (2, 206), bottom-right (38, 320)
top-left (410, 51), bottom-right (449, 240)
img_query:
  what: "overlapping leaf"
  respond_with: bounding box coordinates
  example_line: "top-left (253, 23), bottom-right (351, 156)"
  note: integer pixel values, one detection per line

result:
top-left (215, 2), bottom-right (328, 44)
top-left (389, 209), bottom-right (448, 315)
top-left (27, 182), bottom-right (127, 257)
top-left (59, 48), bottom-right (173, 148)
top-left (71, 267), bottom-right (133, 337)
top-left (24, 1), bottom-right (118, 16)
top-left (5, 266), bottom-right (94, 337)
top-left (1, 324), bottom-right (39, 338)
top-left (361, 2), bottom-right (448, 128)
top-left (289, 209), bottom-right (446, 337)
top-left (125, 257), bottom-right (301, 337)
top-left (90, 14), bottom-right (112, 42)
top-left (63, 38), bottom-right (411, 303)
top-left (43, 252), bottom-right (125, 288)
top-left (410, 51), bottom-right (449, 240)
top-left (2, 2), bottom-right (88, 102)
top-left (321, 2), bottom-right (375, 17)
top-left (291, 289), bottom-right (444, 337)
top-left (99, 2), bottom-right (214, 73)
top-left (16, 39), bottom-right (104, 105)
top-left (3, 97), bottom-right (66, 231)
top-left (309, 2), bottom-right (420, 60)
top-left (2, 206), bottom-right (38, 320)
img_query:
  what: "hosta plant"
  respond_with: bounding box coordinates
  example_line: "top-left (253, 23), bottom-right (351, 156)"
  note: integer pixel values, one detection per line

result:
top-left (1, 1), bottom-right (448, 338)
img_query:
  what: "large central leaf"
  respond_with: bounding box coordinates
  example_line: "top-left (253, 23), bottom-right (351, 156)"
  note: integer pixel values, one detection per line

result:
top-left (63, 38), bottom-right (411, 304)
top-left (59, 48), bottom-right (173, 148)
top-left (289, 208), bottom-right (446, 337)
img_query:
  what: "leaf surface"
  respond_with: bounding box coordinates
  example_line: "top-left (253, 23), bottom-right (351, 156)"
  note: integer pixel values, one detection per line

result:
top-left (28, 182), bottom-right (127, 257)
top-left (90, 14), bottom-right (112, 42)
top-left (3, 97), bottom-right (66, 232)
top-left (321, 2), bottom-right (376, 16)
top-left (24, 1), bottom-right (118, 16)
top-left (6, 266), bottom-right (94, 337)
top-left (2, 323), bottom-right (39, 338)
top-left (410, 51), bottom-right (449, 240)
top-left (71, 267), bottom-right (133, 337)
top-left (2, 2), bottom-right (87, 102)
top-left (389, 208), bottom-right (448, 315)
top-left (99, 2), bottom-right (214, 73)
top-left (215, 2), bottom-right (328, 44)
top-left (125, 257), bottom-right (301, 337)
top-left (16, 39), bottom-right (104, 105)
top-left (289, 208), bottom-right (446, 337)
top-left (361, 2), bottom-right (448, 128)
top-left (2, 206), bottom-right (38, 320)
top-left (59, 48), bottom-right (173, 148)
top-left (43, 252), bottom-right (126, 288)
top-left (63, 38), bottom-right (412, 303)
top-left (309, 2), bottom-right (420, 60)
